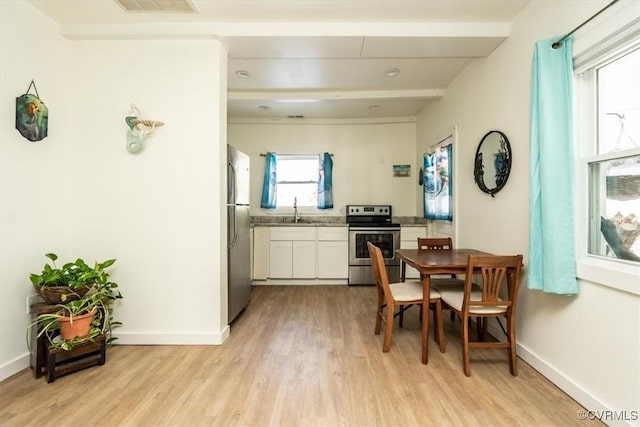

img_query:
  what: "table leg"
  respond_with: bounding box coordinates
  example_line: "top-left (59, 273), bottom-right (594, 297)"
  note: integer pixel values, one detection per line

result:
top-left (422, 275), bottom-right (430, 364)
top-left (400, 260), bottom-right (406, 282)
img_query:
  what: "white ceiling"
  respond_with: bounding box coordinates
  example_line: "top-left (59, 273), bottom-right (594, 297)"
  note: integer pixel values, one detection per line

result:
top-left (28, 0), bottom-right (530, 119)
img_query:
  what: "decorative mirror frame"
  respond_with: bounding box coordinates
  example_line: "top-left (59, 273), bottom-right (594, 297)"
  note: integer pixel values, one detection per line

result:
top-left (473, 130), bottom-right (512, 197)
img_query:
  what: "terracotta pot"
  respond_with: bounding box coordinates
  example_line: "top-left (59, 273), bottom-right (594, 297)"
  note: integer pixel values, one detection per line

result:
top-left (58, 309), bottom-right (96, 340)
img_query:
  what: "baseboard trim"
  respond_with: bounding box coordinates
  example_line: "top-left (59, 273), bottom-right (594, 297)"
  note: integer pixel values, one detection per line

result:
top-left (484, 322), bottom-right (633, 426)
top-left (0, 354), bottom-right (30, 382)
top-left (252, 279), bottom-right (348, 286)
top-left (114, 327), bottom-right (230, 345)
top-left (515, 343), bottom-right (635, 426)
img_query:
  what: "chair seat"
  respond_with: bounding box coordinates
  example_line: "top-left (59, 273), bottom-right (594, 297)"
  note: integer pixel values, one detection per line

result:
top-left (389, 280), bottom-right (440, 302)
top-left (439, 290), bottom-right (507, 315)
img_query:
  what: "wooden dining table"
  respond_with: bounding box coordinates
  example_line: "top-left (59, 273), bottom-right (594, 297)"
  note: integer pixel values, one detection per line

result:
top-left (395, 248), bottom-right (491, 364)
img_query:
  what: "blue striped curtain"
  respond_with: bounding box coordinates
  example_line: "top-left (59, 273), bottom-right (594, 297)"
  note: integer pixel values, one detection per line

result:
top-left (260, 152), bottom-right (277, 209)
top-left (317, 152), bottom-right (333, 209)
top-left (423, 144), bottom-right (453, 220)
top-left (528, 36), bottom-right (578, 295)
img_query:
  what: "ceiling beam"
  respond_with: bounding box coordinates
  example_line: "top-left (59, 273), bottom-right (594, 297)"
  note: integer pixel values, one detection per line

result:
top-left (228, 89), bottom-right (444, 101)
top-left (59, 22), bottom-right (511, 40)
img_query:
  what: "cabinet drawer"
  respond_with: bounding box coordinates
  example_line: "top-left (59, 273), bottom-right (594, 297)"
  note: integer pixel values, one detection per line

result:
top-left (317, 227), bottom-right (348, 241)
top-left (400, 227), bottom-right (427, 242)
top-left (269, 227), bottom-right (316, 241)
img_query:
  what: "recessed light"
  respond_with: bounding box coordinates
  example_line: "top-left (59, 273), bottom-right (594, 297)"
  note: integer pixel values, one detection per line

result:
top-left (385, 68), bottom-right (400, 77)
top-left (235, 70), bottom-right (250, 79)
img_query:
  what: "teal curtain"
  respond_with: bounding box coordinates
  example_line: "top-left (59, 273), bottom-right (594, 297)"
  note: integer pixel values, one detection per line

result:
top-left (528, 36), bottom-right (578, 295)
top-left (423, 144), bottom-right (453, 221)
top-left (317, 152), bottom-right (333, 209)
top-left (260, 152), bottom-right (277, 209)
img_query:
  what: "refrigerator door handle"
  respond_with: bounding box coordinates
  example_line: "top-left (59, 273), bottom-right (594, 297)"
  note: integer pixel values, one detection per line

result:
top-left (228, 161), bottom-right (237, 204)
top-left (228, 205), bottom-right (238, 249)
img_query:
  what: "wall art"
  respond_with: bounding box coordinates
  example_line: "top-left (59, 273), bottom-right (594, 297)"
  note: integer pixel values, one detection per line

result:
top-left (16, 80), bottom-right (48, 142)
top-left (125, 104), bottom-right (164, 154)
top-left (393, 164), bottom-right (411, 177)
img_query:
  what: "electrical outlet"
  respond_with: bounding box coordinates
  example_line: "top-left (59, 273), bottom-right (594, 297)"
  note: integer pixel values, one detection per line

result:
top-left (26, 294), bottom-right (41, 314)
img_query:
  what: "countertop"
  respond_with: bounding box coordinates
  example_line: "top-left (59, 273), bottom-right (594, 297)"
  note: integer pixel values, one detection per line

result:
top-left (251, 216), bottom-right (428, 227)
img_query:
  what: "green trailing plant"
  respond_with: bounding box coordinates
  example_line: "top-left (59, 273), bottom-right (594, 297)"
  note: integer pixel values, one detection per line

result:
top-left (27, 253), bottom-right (123, 351)
top-left (30, 253), bottom-right (114, 293)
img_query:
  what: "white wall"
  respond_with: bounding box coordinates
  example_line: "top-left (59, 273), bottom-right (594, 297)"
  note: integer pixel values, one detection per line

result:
top-left (417, 0), bottom-right (639, 421)
top-left (228, 120), bottom-right (418, 217)
top-left (0, 1), bottom-right (229, 381)
top-left (0, 0), bottom-right (74, 380)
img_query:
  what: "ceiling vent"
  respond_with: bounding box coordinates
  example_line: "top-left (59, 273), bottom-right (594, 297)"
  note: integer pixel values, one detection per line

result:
top-left (116, 0), bottom-right (198, 13)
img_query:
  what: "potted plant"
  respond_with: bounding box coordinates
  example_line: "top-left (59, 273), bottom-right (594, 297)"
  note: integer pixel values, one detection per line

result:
top-left (30, 253), bottom-right (105, 304)
top-left (28, 253), bottom-right (123, 351)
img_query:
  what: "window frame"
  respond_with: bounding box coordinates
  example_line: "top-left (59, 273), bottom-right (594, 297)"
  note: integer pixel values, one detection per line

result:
top-left (574, 14), bottom-right (640, 296)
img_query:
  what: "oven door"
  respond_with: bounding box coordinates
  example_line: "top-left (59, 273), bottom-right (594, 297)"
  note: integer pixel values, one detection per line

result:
top-left (348, 227), bottom-right (400, 266)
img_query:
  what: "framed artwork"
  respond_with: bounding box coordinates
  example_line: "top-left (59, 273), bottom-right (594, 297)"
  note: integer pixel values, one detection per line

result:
top-left (16, 80), bottom-right (48, 142)
top-left (393, 164), bottom-right (411, 177)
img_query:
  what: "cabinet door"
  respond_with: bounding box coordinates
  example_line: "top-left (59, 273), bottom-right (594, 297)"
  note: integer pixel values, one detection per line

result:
top-left (317, 241), bottom-right (348, 279)
top-left (292, 241), bottom-right (316, 278)
top-left (269, 241), bottom-right (293, 278)
top-left (253, 228), bottom-right (269, 280)
top-left (400, 226), bottom-right (427, 242)
top-left (401, 227), bottom-right (426, 279)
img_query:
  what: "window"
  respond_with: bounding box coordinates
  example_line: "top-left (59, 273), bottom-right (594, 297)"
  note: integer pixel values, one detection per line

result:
top-left (275, 154), bottom-right (320, 207)
top-left (575, 19), bottom-right (640, 294)
top-left (583, 47), bottom-right (640, 263)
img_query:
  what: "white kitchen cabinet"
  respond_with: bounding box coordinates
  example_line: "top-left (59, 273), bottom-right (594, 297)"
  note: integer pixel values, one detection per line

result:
top-left (317, 227), bottom-right (349, 279)
top-left (268, 227), bottom-right (316, 279)
top-left (252, 227), bottom-right (269, 280)
top-left (269, 240), bottom-right (294, 278)
top-left (293, 241), bottom-right (317, 278)
top-left (400, 226), bottom-right (427, 279)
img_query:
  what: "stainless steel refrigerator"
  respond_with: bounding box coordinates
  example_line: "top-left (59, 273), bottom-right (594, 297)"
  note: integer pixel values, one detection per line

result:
top-left (227, 145), bottom-right (251, 322)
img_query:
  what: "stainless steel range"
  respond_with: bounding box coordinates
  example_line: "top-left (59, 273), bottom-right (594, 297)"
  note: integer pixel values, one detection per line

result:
top-left (347, 205), bottom-right (401, 285)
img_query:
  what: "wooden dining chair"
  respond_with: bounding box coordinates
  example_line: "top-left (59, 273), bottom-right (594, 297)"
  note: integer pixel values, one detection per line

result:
top-left (439, 254), bottom-right (523, 377)
top-left (416, 237), bottom-right (470, 323)
top-left (416, 237), bottom-right (466, 290)
top-left (367, 242), bottom-right (445, 354)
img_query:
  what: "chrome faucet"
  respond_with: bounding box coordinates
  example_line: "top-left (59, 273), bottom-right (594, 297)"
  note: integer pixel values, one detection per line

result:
top-left (293, 197), bottom-right (301, 223)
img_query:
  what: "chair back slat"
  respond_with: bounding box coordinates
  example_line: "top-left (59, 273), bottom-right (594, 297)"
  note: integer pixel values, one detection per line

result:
top-left (417, 237), bottom-right (453, 251)
top-left (463, 254), bottom-right (523, 313)
top-left (480, 266), bottom-right (507, 302)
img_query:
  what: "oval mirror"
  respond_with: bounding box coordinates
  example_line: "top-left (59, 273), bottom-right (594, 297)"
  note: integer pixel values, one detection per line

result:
top-left (474, 130), bottom-right (512, 197)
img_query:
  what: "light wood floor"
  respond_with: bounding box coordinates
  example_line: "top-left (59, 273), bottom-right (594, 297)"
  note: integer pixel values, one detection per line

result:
top-left (0, 285), bottom-right (602, 427)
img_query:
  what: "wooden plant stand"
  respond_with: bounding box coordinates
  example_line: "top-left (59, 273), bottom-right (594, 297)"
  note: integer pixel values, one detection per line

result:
top-left (30, 303), bottom-right (107, 383)
top-left (45, 334), bottom-right (106, 383)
